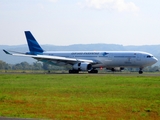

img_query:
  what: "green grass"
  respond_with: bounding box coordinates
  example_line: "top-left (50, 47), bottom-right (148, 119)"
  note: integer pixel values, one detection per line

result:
top-left (0, 74), bottom-right (160, 120)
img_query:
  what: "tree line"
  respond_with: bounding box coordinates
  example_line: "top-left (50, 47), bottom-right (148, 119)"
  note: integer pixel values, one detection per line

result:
top-left (0, 60), bottom-right (159, 72)
top-left (0, 60), bottom-right (69, 71)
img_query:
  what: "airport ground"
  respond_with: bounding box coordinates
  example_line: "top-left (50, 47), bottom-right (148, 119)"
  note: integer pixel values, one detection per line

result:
top-left (0, 72), bottom-right (160, 120)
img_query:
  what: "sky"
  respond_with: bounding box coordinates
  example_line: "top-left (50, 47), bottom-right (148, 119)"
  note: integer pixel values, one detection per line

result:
top-left (0, 0), bottom-right (160, 46)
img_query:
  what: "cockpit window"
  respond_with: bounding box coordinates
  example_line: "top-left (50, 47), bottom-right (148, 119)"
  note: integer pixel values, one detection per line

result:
top-left (147, 55), bottom-right (153, 58)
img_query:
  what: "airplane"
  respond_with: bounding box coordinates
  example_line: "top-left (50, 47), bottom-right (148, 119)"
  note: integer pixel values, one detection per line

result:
top-left (3, 31), bottom-right (158, 74)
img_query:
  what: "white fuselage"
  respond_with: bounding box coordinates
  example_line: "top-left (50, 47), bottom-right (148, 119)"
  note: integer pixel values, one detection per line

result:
top-left (42, 51), bottom-right (158, 69)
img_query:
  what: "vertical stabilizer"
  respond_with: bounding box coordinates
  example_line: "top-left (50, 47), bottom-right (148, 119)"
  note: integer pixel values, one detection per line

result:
top-left (25, 31), bottom-right (44, 53)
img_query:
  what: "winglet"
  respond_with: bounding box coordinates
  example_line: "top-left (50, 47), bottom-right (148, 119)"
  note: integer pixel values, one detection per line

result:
top-left (25, 31), bottom-right (44, 53)
top-left (3, 49), bottom-right (12, 55)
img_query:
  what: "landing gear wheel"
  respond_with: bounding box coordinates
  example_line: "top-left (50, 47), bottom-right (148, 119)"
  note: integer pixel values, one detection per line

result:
top-left (139, 70), bottom-right (143, 74)
top-left (139, 68), bottom-right (143, 74)
top-left (88, 70), bottom-right (98, 73)
top-left (69, 70), bottom-right (79, 74)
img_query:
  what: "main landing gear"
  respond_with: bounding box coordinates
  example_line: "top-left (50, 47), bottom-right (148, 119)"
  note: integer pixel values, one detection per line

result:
top-left (139, 68), bottom-right (143, 74)
top-left (69, 70), bottom-right (79, 73)
top-left (88, 69), bottom-right (98, 73)
top-left (68, 69), bottom-right (98, 74)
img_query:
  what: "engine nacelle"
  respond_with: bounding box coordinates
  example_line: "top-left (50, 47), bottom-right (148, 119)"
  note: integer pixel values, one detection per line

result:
top-left (73, 63), bottom-right (92, 71)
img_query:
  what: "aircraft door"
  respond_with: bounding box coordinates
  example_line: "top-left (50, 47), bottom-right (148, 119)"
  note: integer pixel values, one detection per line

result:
top-left (103, 53), bottom-right (113, 65)
top-left (136, 53), bottom-right (141, 61)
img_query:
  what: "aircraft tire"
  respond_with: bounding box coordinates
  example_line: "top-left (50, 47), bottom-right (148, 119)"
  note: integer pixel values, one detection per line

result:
top-left (69, 70), bottom-right (79, 74)
top-left (88, 70), bottom-right (98, 74)
top-left (139, 70), bottom-right (143, 74)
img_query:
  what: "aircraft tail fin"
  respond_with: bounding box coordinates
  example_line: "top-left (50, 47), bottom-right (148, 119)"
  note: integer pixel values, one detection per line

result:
top-left (25, 31), bottom-right (44, 53)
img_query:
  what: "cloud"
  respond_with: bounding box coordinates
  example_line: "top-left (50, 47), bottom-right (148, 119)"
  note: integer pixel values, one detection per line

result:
top-left (80, 0), bottom-right (139, 13)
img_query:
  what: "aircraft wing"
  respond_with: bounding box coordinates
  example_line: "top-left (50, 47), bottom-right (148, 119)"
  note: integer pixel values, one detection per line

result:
top-left (3, 50), bottom-right (95, 64)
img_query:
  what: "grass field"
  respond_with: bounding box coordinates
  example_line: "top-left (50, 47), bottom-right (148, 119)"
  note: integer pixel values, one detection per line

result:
top-left (0, 73), bottom-right (160, 120)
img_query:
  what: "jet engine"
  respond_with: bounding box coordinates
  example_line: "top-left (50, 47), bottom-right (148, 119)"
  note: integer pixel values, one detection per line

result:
top-left (73, 63), bottom-right (92, 71)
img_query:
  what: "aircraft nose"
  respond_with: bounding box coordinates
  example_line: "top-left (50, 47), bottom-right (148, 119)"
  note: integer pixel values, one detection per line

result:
top-left (153, 57), bottom-right (158, 64)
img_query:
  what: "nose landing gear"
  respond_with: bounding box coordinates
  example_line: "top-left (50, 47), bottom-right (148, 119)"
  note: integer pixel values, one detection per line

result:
top-left (139, 68), bottom-right (143, 74)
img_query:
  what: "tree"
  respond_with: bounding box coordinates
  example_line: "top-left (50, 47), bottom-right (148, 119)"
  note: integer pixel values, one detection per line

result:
top-left (0, 60), bottom-right (10, 70)
top-left (21, 62), bottom-right (33, 70)
top-left (0, 60), bottom-right (5, 69)
top-left (42, 62), bottom-right (51, 70)
top-left (33, 62), bottom-right (42, 70)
